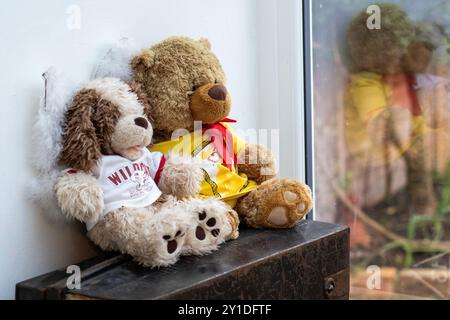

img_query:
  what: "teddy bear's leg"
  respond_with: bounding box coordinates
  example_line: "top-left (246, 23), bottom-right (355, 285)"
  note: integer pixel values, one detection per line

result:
top-left (237, 178), bottom-right (312, 229)
top-left (88, 204), bottom-right (190, 268)
top-left (180, 197), bottom-right (240, 256)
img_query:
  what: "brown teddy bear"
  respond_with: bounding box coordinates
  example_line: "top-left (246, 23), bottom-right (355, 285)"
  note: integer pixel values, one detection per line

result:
top-left (130, 37), bottom-right (313, 229)
top-left (54, 77), bottom-right (239, 267)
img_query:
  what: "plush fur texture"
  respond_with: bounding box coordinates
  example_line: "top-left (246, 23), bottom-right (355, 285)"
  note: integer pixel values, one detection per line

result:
top-left (131, 37), bottom-right (226, 135)
top-left (237, 143), bottom-right (277, 184)
top-left (180, 197), bottom-right (238, 256)
top-left (158, 153), bottom-right (204, 199)
top-left (131, 36), bottom-right (313, 229)
top-left (32, 67), bottom-right (76, 174)
top-left (29, 67), bottom-right (77, 222)
top-left (59, 79), bottom-right (153, 171)
top-left (237, 179), bottom-right (312, 228)
top-left (190, 83), bottom-right (231, 124)
top-left (54, 171), bottom-right (104, 222)
top-left (91, 38), bottom-right (136, 81)
top-left (88, 198), bottom-right (191, 267)
top-left (55, 77), bottom-right (233, 267)
top-left (60, 88), bottom-right (118, 170)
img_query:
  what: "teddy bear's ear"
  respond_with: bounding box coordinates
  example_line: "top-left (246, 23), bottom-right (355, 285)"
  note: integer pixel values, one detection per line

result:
top-left (198, 38), bottom-right (212, 50)
top-left (131, 48), bottom-right (155, 70)
top-left (128, 80), bottom-right (153, 122)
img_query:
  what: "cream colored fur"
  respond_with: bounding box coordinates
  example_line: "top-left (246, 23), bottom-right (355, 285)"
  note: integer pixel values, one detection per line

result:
top-left (84, 77), bottom-right (143, 115)
top-left (54, 172), bottom-right (103, 222)
top-left (55, 77), bottom-right (236, 268)
top-left (111, 115), bottom-right (153, 160)
top-left (88, 200), bottom-right (189, 267)
top-left (180, 197), bottom-right (235, 256)
top-left (87, 196), bottom-right (235, 267)
top-left (158, 152), bottom-right (204, 199)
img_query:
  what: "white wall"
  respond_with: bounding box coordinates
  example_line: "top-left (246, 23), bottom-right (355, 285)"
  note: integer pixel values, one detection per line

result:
top-left (0, 0), bottom-right (259, 299)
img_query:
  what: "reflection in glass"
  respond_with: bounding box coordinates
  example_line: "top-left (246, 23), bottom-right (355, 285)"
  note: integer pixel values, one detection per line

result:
top-left (311, 0), bottom-right (450, 299)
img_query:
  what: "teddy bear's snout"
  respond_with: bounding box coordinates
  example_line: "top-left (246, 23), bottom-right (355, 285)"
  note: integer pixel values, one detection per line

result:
top-left (208, 84), bottom-right (227, 101)
top-left (134, 117), bottom-right (149, 129)
top-left (190, 82), bottom-right (231, 124)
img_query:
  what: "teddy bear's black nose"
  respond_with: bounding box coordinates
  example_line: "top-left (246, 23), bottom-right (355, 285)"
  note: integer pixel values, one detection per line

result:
top-left (208, 84), bottom-right (227, 101)
top-left (134, 117), bottom-right (149, 129)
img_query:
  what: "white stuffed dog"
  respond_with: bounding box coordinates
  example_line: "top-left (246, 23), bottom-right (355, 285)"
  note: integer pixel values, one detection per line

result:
top-left (54, 77), bottom-right (239, 267)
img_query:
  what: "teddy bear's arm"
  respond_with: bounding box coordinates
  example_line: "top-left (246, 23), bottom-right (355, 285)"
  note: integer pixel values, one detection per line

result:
top-left (157, 153), bottom-right (204, 199)
top-left (54, 171), bottom-right (103, 223)
top-left (237, 142), bottom-right (277, 184)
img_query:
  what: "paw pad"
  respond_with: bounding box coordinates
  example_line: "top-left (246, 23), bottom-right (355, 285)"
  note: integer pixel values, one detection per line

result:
top-left (211, 229), bottom-right (220, 237)
top-left (162, 230), bottom-right (184, 254)
top-left (167, 240), bottom-right (178, 254)
top-left (194, 210), bottom-right (222, 241)
top-left (268, 206), bottom-right (289, 226)
top-left (297, 202), bottom-right (306, 212)
top-left (206, 218), bottom-right (216, 227)
top-left (283, 191), bottom-right (298, 203)
top-left (196, 226), bottom-right (206, 240)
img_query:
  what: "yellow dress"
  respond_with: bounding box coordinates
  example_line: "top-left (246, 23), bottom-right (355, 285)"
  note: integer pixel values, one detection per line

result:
top-left (150, 123), bottom-right (257, 207)
top-left (345, 72), bottom-right (428, 165)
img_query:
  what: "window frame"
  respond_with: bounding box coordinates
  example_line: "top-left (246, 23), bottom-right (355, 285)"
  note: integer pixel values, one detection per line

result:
top-left (302, 0), bottom-right (315, 220)
top-left (257, 0), bottom-right (314, 220)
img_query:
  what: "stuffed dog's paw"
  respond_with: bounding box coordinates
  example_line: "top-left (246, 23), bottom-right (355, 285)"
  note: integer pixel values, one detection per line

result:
top-left (54, 171), bottom-right (103, 222)
top-left (181, 198), bottom-right (237, 256)
top-left (142, 204), bottom-right (190, 267)
top-left (158, 153), bottom-right (204, 199)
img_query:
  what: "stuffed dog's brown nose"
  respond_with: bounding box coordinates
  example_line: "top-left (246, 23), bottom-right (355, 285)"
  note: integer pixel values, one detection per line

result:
top-left (134, 117), bottom-right (148, 129)
top-left (208, 84), bottom-right (227, 101)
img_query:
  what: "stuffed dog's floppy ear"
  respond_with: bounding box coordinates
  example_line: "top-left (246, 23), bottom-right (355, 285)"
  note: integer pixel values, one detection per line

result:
top-left (60, 89), bottom-right (101, 171)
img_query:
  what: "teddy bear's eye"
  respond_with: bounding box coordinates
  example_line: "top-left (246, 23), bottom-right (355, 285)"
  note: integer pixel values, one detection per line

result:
top-left (192, 83), bottom-right (204, 91)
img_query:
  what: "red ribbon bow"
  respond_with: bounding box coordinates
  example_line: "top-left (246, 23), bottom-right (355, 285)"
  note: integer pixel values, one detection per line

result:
top-left (202, 118), bottom-right (237, 171)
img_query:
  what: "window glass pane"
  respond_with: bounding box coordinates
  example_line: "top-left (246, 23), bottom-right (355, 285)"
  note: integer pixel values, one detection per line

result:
top-left (310, 0), bottom-right (450, 299)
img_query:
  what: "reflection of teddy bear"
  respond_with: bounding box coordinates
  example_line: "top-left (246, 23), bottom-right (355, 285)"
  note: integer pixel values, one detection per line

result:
top-left (130, 37), bottom-right (313, 229)
top-left (345, 3), bottom-right (440, 215)
top-left (412, 22), bottom-right (450, 175)
top-left (54, 78), bottom-right (238, 267)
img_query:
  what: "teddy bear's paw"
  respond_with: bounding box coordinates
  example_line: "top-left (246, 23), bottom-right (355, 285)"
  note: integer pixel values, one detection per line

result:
top-left (237, 143), bottom-right (278, 184)
top-left (225, 208), bottom-right (240, 241)
top-left (181, 198), bottom-right (236, 256)
top-left (54, 171), bottom-right (103, 223)
top-left (237, 179), bottom-right (312, 229)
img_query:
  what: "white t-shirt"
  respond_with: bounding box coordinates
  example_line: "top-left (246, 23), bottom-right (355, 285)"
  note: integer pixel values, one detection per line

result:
top-left (64, 148), bottom-right (165, 230)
